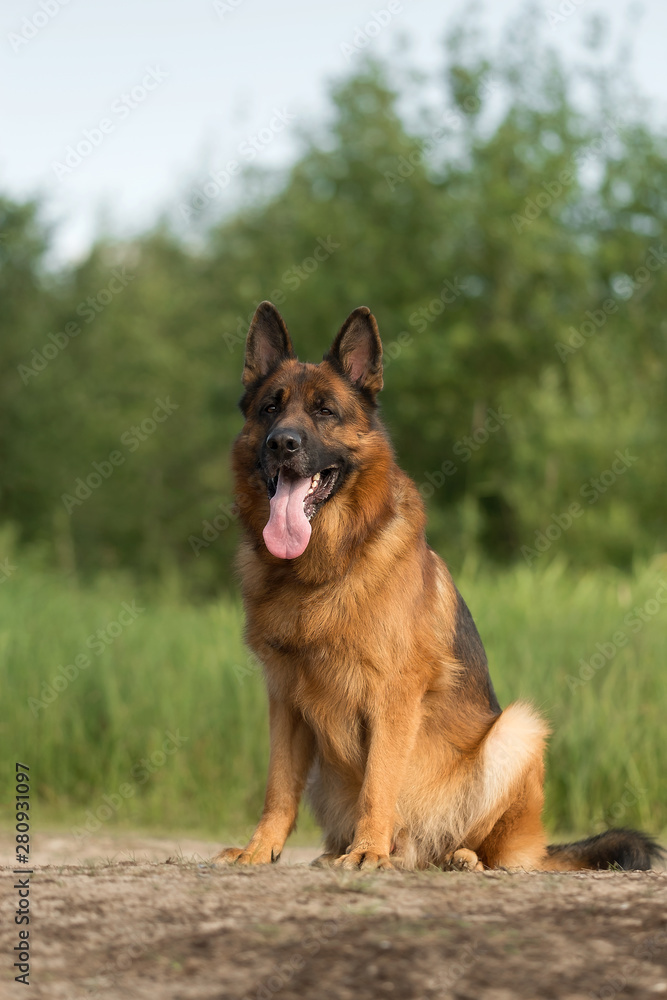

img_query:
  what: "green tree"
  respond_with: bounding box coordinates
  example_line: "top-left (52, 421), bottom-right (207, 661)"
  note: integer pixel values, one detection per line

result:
top-left (2, 21), bottom-right (666, 590)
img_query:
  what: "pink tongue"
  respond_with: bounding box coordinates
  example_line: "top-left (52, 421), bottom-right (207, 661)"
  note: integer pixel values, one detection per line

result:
top-left (263, 470), bottom-right (313, 559)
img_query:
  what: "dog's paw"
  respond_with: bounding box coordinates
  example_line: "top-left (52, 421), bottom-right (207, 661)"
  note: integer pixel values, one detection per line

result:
top-left (332, 848), bottom-right (395, 871)
top-left (449, 848), bottom-right (484, 872)
top-left (310, 852), bottom-right (339, 869)
top-left (212, 844), bottom-right (278, 866)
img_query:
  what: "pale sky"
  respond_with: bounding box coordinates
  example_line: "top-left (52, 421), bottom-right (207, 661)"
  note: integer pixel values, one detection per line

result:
top-left (1, 0), bottom-right (665, 263)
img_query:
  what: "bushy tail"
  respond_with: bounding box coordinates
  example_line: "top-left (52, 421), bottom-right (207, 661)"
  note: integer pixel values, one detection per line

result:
top-left (545, 828), bottom-right (664, 871)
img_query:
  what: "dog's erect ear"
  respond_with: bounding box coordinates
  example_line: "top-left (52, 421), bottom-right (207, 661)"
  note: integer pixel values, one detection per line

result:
top-left (326, 306), bottom-right (383, 396)
top-left (242, 301), bottom-right (295, 386)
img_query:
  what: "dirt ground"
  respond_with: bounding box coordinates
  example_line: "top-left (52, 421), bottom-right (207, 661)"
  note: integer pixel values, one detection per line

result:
top-left (1, 833), bottom-right (666, 1000)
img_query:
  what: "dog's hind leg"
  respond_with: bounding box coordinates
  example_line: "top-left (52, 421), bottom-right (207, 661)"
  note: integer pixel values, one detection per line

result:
top-left (453, 701), bottom-right (549, 871)
top-left (473, 757), bottom-right (548, 870)
top-left (449, 848), bottom-right (485, 872)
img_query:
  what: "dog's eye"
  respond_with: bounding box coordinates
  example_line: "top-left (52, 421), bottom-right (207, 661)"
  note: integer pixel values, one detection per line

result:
top-left (318, 407), bottom-right (333, 416)
top-left (264, 404), bottom-right (277, 414)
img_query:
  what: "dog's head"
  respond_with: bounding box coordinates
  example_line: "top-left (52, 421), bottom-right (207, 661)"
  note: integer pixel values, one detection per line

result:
top-left (233, 301), bottom-right (392, 561)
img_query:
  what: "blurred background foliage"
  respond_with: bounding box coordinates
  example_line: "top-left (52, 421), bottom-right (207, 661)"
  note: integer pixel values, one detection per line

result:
top-left (2, 24), bottom-right (666, 596)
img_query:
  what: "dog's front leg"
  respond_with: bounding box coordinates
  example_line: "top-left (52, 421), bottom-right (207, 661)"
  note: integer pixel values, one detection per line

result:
top-left (214, 697), bottom-right (314, 865)
top-left (333, 698), bottom-right (421, 871)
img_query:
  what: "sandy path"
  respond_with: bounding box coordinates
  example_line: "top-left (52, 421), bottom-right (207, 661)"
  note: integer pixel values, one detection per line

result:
top-left (0, 833), bottom-right (665, 999)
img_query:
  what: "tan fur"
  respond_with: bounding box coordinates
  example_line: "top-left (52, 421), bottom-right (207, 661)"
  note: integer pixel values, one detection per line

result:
top-left (213, 303), bottom-right (620, 873)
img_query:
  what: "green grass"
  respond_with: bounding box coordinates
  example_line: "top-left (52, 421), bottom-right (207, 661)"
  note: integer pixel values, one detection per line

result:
top-left (1, 556), bottom-right (666, 842)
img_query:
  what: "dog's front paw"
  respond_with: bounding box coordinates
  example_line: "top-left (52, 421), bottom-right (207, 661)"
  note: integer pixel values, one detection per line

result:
top-left (332, 848), bottom-right (394, 871)
top-left (212, 844), bottom-right (278, 866)
top-left (213, 846), bottom-right (245, 864)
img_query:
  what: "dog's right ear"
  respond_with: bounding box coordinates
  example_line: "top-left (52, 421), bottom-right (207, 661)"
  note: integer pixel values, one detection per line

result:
top-left (242, 301), bottom-right (295, 386)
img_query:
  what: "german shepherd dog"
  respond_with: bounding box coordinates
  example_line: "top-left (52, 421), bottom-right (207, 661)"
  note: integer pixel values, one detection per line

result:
top-left (215, 302), bottom-right (662, 872)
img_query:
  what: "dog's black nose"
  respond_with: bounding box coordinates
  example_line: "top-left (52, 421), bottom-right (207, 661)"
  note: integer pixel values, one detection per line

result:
top-left (266, 427), bottom-right (303, 459)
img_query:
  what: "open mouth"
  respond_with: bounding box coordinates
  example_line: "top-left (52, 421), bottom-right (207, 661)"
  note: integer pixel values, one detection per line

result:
top-left (267, 466), bottom-right (339, 521)
top-left (263, 466), bottom-right (341, 560)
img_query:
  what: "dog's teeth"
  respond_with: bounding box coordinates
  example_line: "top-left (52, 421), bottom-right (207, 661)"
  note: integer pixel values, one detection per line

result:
top-left (312, 473), bottom-right (320, 484)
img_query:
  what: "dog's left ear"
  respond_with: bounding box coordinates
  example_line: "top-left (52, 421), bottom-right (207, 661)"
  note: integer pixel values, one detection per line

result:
top-left (326, 307), bottom-right (383, 396)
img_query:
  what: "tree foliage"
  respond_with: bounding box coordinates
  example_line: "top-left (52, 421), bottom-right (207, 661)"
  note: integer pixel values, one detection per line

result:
top-left (2, 27), bottom-right (666, 592)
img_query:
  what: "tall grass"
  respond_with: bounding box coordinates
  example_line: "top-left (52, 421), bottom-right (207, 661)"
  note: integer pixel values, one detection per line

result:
top-left (1, 556), bottom-right (666, 841)
top-left (462, 555), bottom-right (667, 836)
